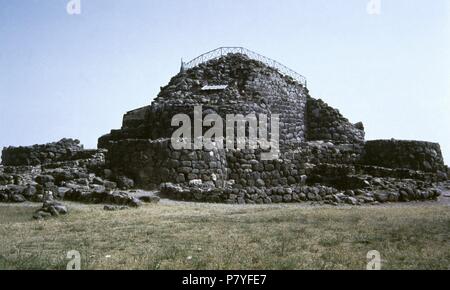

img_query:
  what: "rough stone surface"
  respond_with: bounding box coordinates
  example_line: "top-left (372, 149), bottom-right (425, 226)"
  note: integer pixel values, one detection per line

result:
top-left (93, 52), bottom-right (447, 204)
top-left (362, 140), bottom-right (445, 173)
top-left (1, 138), bottom-right (95, 166)
top-left (0, 140), bottom-right (136, 207)
top-left (99, 54), bottom-right (309, 149)
top-left (103, 205), bottom-right (129, 211)
top-left (33, 199), bottom-right (68, 219)
top-left (1, 51), bottom-right (448, 206)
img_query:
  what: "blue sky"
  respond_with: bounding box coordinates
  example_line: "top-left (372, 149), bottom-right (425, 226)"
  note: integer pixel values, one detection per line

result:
top-left (0, 0), bottom-right (449, 162)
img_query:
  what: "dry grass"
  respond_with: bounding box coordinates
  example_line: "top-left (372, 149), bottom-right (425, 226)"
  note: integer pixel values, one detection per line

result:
top-left (0, 201), bottom-right (449, 270)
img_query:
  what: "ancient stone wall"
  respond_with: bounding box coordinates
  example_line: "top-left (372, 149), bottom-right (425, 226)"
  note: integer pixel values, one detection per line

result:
top-left (105, 138), bottom-right (227, 189)
top-left (306, 97), bottom-right (365, 144)
top-left (96, 51), bottom-right (446, 206)
top-left (362, 140), bottom-right (445, 172)
top-left (105, 136), bottom-right (445, 198)
top-left (104, 137), bottom-right (366, 190)
top-left (226, 142), bottom-right (364, 189)
top-left (241, 67), bottom-right (306, 146)
top-left (356, 165), bottom-right (440, 182)
top-left (1, 139), bottom-right (94, 166)
top-left (99, 54), bottom-right (309, 149)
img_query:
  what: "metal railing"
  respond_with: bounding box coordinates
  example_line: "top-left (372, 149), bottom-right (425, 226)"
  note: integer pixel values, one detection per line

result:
top-left (181, 47), bottom-right (307, 87)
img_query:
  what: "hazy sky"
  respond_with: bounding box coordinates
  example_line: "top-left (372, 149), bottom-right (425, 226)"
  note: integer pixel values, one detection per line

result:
top-left (0, 0), bottom-right (449, 163)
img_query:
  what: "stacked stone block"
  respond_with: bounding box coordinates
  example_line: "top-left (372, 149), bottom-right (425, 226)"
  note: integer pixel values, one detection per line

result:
top-left (105, 138), bottom-right (227, 189)
top-left (306, 97), bottom-right (365, 144)
top-left (1, 138), bottom-right (100, 166)
top-left (362, 140), bottom-right (445, 173)
top-left (96, 52), bottom-right (447, 204)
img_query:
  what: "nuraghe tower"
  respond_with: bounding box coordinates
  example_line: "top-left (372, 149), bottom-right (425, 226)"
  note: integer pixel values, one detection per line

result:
top-left (98, 47), bottom-right (446, 204)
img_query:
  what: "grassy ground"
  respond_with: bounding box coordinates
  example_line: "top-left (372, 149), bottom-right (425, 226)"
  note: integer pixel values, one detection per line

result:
top-left (0, 201), bottom-right (449, 270)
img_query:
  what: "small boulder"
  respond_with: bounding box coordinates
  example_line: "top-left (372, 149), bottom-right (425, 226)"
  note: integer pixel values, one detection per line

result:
top-left (116, 176), bottom-right (135, 190)
top-left (35, 175), bottom-right (55, 185)
top-left (11, 194), bottom-right (26, 203)
top-left (22, 184), bottom-right (37, 198)
top-left (103, 180), bottom-right (117, 190)
top-left (374, 191), bottom-right (389, 203)
top-left (92, 176), bottom-right (104, 185)
top-left (160, 182), bottom-right (184, 196)
top-left (33, 200), bottom-right (68, 219)
top-left (33, 210), bottom-right (52, 220)
top-left (138, 195), bottom-right (160, 204)
top-left (0, 192), bottom-right (8, 202)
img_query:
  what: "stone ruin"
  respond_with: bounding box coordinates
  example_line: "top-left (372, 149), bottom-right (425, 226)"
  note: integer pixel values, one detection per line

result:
top-left (97, 49), bottom-right (448, 204)
top-left (1, 48), bottom-right (449, 211)
top-left (0, 138), bottom-right (158, 218)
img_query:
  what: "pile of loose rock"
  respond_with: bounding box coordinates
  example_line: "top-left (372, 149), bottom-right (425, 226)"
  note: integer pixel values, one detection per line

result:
top-left (64, 188), bottom-right (143, 207)
top-left (33, 198), bottom-right (68, 220)
top-left (0, 140), bottom-right (161, 220)
top-left (159, 178), bottom-right (442, 205)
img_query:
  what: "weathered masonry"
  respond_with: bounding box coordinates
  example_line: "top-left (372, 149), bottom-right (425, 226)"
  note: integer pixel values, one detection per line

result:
top-left (94, 47), bottom-right (447, 204)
